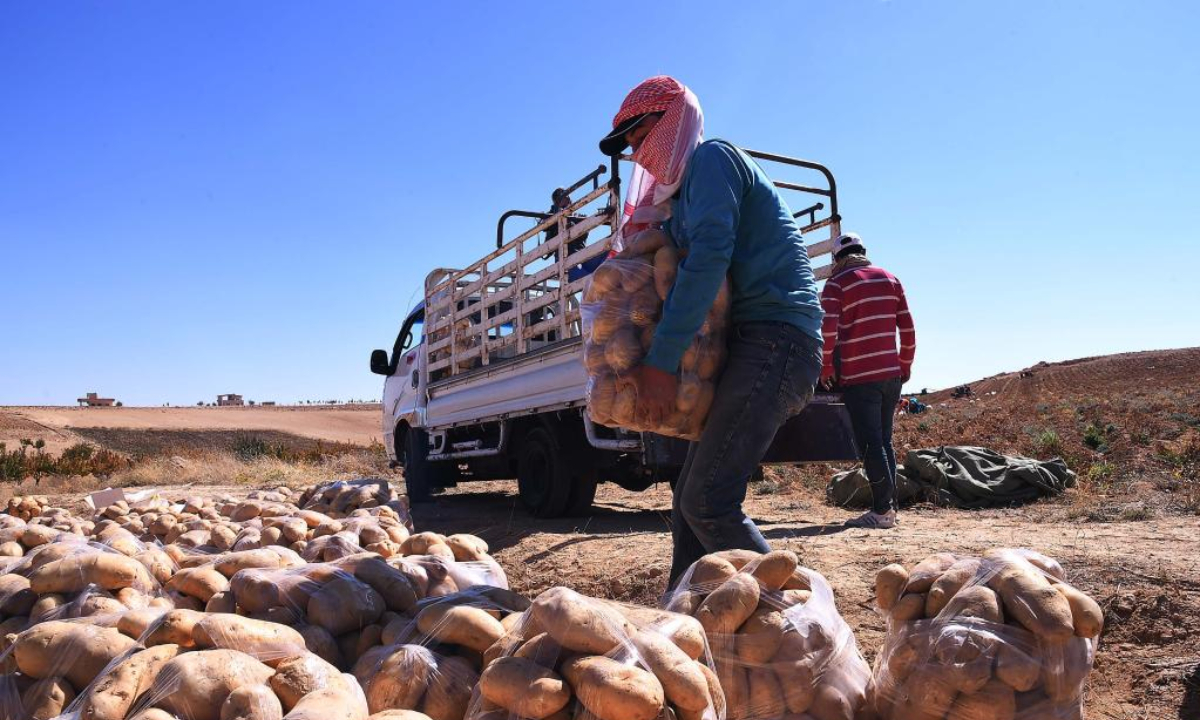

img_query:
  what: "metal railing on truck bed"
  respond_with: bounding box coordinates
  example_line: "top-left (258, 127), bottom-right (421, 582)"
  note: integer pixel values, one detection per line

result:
top-left (422, 148), bottom-right (843, 386)
top-left (423, 166), bottom-right (618, 383)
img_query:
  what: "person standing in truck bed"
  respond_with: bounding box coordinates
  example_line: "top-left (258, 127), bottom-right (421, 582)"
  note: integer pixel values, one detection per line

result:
top-left (598, 76), bottom-right (825, 585)
top-left (819, 232), bottom-right (916, 530)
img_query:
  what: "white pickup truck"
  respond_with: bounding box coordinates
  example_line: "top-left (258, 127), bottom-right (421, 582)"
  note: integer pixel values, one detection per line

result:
top-left (370, 151), bottom-right (857, 517)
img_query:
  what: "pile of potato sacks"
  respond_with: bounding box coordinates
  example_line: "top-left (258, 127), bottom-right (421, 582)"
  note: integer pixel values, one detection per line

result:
top-left (0, 481), bottom-right (1106, 720)
top-left (582, 228), bottom-right (731, 441)
top-left (663, 549), bottom-right (871, 720)
top-left (869, 548), bottom-right (1102, 720)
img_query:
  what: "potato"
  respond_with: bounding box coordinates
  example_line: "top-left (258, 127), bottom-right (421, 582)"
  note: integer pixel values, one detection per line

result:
top-left (893, 665), bottom-right (958, 720)
top-left (995, 642), bottom-right (1041, 692)
top-left (875, 563), bottom-right (909, 611)
top-left (695, 345), bottom-right (723, 381)
top-left (583, 343), bottom-right (609, 375)
top-left (420, 655), bottom-right (477, 720)
top-left (478, 655), bottom-right (568, 719)
top-left (618, 258), bottom-right (653, 293)
top-left (308, 576), bottom-right (386, 635)
top-left (749, 550), bottom-right (799, 591)
top-left (628, 286), bottom-right (661, 327)
top-left (588, 310), bottom-right (622, 344)
top-left (736, 607), bottom-right (786, 664)
top-left (13, 620), bottom-right (137, 687)
top-left (987, 559), bottom-right (1074, 640)
top-left (1040, 636), bottom-right (1091, 703)
top-left (675, 377), bottom-right (704, 414)
top-left (81, 643), bottom-right (181, 720)
top-left (22, 676), bottom-right (75, 720)
top-left (416, 603), bottom-right (505, 654)
top-left (167, 566), bottom-right (231, 602)
top-left (904, 553), bottom-right (958, 594)
top-left (270, 653), bottom-right (342, 711)
top-left (299, 625), bottom-right (342, 668)
top-left (365, 645), bottom-right (434, 712)
top-left (926, 558), bottom-right (983, 617)
top-left (891, 593), bottom-right (927, 622)
top-left (529, 587), bottom-right (632, 655)
top-left (29, 552), bottom-right (155, 593)
top-left (746, 666), bottom-right (786, 718)
top-left (950, 585), bottom-right (1004, 624)
top-left (191, 613), bottom-right (308, 663)
top-left (630, 629), bottom-right (710, 711)
top-left (563, 655), bottom-right (665, 720)
top-left (585, 264), bottom-right (622, 302)
top-left (369, 711), bottom-right (433, 720)
top-left (352, 556), bottom-right (419, 613)
top-left (220, 684), bottom-right (283, 720)
top-left (1054, 583), bottom-right (1103, 638)
top-left (696, 573), bottom-right (760, 634)
top-left (946, 678), bottom-right (1016, 720)
top-left (0, 574), bottom-right (36, 615)
top-left (273, 672), bottom-right (368, 720)
top-left (154, 649), bottom-right (275, 720)
top-left (604, 327), bottom-right (643, 373)
top-left (653, 245), bottom-right (679, 301)
top-left (619, 228), bottom-right (668, 259)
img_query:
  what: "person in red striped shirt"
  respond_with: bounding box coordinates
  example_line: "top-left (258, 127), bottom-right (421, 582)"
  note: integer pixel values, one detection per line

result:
top-left (819, 233), bottom-right (916, 529)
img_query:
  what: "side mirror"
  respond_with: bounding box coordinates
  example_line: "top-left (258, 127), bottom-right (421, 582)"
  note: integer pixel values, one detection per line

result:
top-left (369, 349), bottom-right (392, 376)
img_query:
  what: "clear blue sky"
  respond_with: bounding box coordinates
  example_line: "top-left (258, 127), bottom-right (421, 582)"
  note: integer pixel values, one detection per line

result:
top-left (2, 1), bottom-right (1197, 406)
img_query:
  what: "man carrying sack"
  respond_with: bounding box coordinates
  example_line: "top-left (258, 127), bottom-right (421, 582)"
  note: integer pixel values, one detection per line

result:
top-left (598, 76), bottom-right (825, 585)
top-left (819, 232), bottom-right (917, 529)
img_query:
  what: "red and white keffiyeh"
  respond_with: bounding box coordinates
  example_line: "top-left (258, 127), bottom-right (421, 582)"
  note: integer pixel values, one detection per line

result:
top-left (609, 76), bottom-right (704, 247)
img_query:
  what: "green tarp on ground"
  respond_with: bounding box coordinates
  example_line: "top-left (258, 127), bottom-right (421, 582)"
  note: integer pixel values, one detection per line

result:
top-left (826, 446), bottom-right (1076, 510)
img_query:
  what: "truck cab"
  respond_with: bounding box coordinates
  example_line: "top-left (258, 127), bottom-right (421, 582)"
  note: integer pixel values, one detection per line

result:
top-left (372, 152), bottom-right (859, 517)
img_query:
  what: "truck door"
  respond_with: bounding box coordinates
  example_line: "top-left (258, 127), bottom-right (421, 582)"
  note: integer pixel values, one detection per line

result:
top-left (381, 306), bottom-right (426, 455)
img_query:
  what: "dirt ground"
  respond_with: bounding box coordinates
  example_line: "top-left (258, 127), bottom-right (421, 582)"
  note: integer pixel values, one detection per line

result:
top-left (411, 479), bottom-right (1200, 720)
top-left (0, 404), bottom-right (382, 453)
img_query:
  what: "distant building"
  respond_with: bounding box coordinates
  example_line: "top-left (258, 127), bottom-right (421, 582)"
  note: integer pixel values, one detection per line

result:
top-left (216, 394), bottom-right (244, 407)
top-left (261, 401), bottom-right (276, 406)
top-left (77, 392), bottom-right (116, 407)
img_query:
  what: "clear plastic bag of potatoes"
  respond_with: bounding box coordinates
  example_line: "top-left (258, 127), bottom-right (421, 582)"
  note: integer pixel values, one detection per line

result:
top-left (0, 539), bottom-right (175, 635)
top-left (581, 228), bottom-right (731, 441)
top-left (870, 548), bottom-right (1102, 720)
top-left (12, 607), bottom-right (367, 720)
top-left (353, 585), bottom-right (530, 720)
top-left (465, 585), bottom-right (724, 720)
top-left (661, 549), bottom-right (871, 720)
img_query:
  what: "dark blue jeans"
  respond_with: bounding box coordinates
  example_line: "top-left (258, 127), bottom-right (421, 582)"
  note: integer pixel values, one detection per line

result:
top-left (842, 378), bottom-right (904, 514)
top-left (670, 322), bottom-right (822, 585)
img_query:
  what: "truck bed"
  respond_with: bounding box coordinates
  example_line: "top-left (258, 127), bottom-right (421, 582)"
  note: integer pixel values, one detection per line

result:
top-left (426, 336), bottom-right (586, 429)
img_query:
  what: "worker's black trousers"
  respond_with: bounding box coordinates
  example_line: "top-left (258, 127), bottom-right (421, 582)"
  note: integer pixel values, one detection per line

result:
top-left (669, 322), bottom-right (821, 586)
top-left (842, 377), bottom-right (904, 514)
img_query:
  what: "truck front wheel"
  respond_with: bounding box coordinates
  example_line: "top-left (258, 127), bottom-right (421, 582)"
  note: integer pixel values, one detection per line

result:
top-left (517, 426), bottom-right (594, 518)
top-left (402, 428), bottom-right (454, 503)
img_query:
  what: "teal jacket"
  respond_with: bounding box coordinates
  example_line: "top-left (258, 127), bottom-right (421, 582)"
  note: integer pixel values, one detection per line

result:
top-left (643, 140), bottom-right (824, 373)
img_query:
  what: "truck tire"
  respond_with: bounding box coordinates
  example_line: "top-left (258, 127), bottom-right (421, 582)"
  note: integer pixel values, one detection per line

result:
top-left (565, 468), bottom-right (598, 517)
top-left (402, 428), bottom-right (454, 503)
top-left (517, 427), bottom-right (577, 518)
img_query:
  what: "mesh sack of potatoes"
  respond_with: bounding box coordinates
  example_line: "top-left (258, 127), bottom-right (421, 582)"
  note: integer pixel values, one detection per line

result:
top-left (0, 540), bottom-right (176, 665)
top-left (464, 585), bottom-right (723, 720)
top-left (0, 518), bottom-right (88, 559)
top-left (225, 549), bottom-right (507, 671)
top-left (581, 228), bottom-right (731, 441)
top-left (662, 549), bottom-right (871, 720)
top-left (0, 607), bottom-right (369, 720)
top-left (868, 548), bottom-right (1102, 720)
top-left (299, 479), bottom-right (414, 526)
top-left (351, 586), bottom-right (531, 720)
